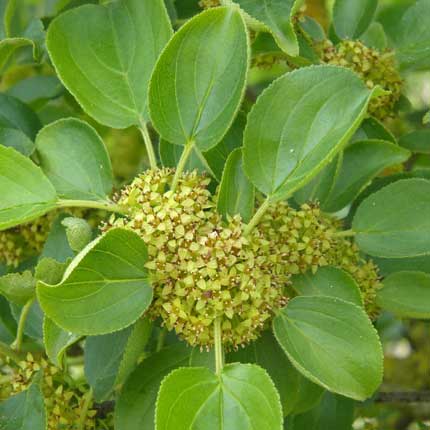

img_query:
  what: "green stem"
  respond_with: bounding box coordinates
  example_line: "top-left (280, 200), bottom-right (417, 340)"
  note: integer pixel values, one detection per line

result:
top-left (77, 388), bottom-right (93, 430)
top-left (13, 298), bottom-right (34, 352)
top-left (214, 318), bottom-right (224, 376)
top-left (171, 142), bottom-right (195, 192)
top-left (56, 199), bottom-right (126, 214)
top-left (243, 196), bottom-right (271, 236)
top-left (139, 121), bottom-right (158, 170)
top-left (156, 328), bottom-right (167, 352)
top-left (333, 229), bottom-right (356, 238)
top-left (0, 341), bottom-right (23, 363)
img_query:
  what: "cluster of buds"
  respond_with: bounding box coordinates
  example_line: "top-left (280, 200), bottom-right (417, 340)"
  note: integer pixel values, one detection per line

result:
top-left (320, 40), bottom-right (402, 120)
top-left (4, 353), bottom-right (104, 429)
top-left (104, 169), bottom-right (381, 349)
top-left (198, 0), bottom-right (221, 9)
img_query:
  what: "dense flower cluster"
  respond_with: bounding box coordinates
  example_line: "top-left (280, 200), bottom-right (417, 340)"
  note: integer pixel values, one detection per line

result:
top-left (198, 0), bottom-right (220, 9)
top-left (320, 40), bottom-right (402, 120)
top-left (104, 169), bottom-right (381, 349)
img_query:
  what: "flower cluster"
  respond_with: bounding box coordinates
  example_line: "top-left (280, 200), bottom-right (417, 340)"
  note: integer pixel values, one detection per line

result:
top-left (103, 169), bottom-right (381, 349)
top-left (320, 40), bottom-right (402, 120)
top-left (198, 0), bottom-right (221, 9)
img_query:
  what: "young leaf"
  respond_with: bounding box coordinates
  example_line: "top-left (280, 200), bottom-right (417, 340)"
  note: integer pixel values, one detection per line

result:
top-left (228, 330), bottom-right (323, 417)
top-left (217, 148), bottom-right (254, 222)
top-left (273, 296), bottom-right (383, 401)
top-left (155, 364), bottom-right (283, 430)
top-left (37, 228), bottom-right (153, 335)
top-left (61, 217), bottom-right (93, 252)
top-left (0, 146), bottom-right (57, 230)
top-left (0, 127), bottom-right (34, 156)
top-left (243, 66), bottom-right (378, 201)
top-left (149, 7), bottom-right (249, 151)
top-left (0, 378), bottom-right (46, 430)
top-left (0, 270), bottom-right (35, 305)
top-left (232, 0), bottom-right (302, 56)
top-left (36, 119), bottom-right (113, 201)
top-left (333, 0), bottom-right (377, 39)
top-left (291, 266), bottom-right (363, 307)
top-left (377, 271), bottom-right (430, 319)
top-left (46, 0), bottom-right (173, 128)
top-left (322, 140), bottom-right (410, 213)
top-left (352, 178), bottom-right (430, 258)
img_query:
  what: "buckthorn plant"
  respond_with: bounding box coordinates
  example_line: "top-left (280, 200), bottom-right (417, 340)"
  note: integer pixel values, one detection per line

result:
top-left (0, 0), bottom-right (429, 429)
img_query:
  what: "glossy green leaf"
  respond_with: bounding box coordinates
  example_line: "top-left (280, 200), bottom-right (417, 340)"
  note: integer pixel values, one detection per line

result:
top-left (155, 364), bottom-right (283, 430)
top-left (0, 378), bottom-right (46, 430)
top-left (217, 148), bottom-right (254, 222)
top-left (353, 178), bottom-right (430, 258)
top-left (0, 127), bottom-right (34, 156)
top-left (377, 271), bottom-right (430, 319)
top-left (374, 254), bottom-right (430, 276)
top-left (232, 0), bottom-right (302, 56)
top-left (399, 129), bottom-right (430, 154)
top-left (149, 7), bottom-right (249, 151)
top-left (0, 146), bottom-right (57, 231)
top-left (115, 342), bottom-right (211, 430)
top-left (47, 0), bottom-right (173, 127)
top-left (243, 66), bottom-right (378, 201)
top-left (85, 318), bottom-right (151, 401)
top-left (291, 266), bottom-right (363, 307)
top-left (228, 330), bottom-right (323, 416)
top-left (322, 140), bottom-right (410, 212)
top-left (0, 93), bottom-right (41, 139)
top-left (43, 316), bottom-right (80, 367)
top-left (352, 117), bottom-right (396, 144)
top-left (0, 270), bottom-right (35, 305)
top-left (37, 228), bottom-right (152, 335)
top-left (273, 296), bottom-right (383, 401)
top-left (333, 0), bottom-right (377, 39)
top-left (36, 119), bottom-right (113, 201)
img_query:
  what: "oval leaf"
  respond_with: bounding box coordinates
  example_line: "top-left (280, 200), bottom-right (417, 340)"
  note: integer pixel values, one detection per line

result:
top-left (352, 178), bottom-right (430, 258)
top-left (149, 6), bottom-right (249, 151)
top-left (273, 296), bottom-right (383, 401)
top-left (377, 271), bottom-right (430, 319)
top-left (399, 129), bottom-right (430, 154)
top-left (0, 127), bottom-right (34, 156)
top-left (46, 0), bottom-right (173, 127)
top-left (36, 119), bottom-right (113, 201)
top-left (291, 266), bottom-right (363, 307)
top-left (155, 364), bottom-right (283, 430)
top-left (243, 65), bottom-right (377, 201)
top-left (37, 228), bottom-right (153, 335)
top-left (0, 146), bottom-right (57, 230)
top-left (217, 148), bottom-right (254, 222)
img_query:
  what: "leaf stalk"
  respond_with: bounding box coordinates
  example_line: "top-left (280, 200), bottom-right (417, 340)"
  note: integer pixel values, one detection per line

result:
top-left (171, 142), bottom-right (195, 192)
top-left (139, 121), bottom-right (158, 170)
top-left (13, 298), bottom-right (35, 352)
top-left (243, 196), bottom-right (271, 236)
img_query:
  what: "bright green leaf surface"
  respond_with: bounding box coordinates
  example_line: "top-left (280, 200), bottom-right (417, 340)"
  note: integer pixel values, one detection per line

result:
top-left (46, 0), bottom-right (172, 127)
top-left (273, 296), bottom-right (383, 401)
top-left (149, 7), bottom-right (249, 151)
top-left (353, 178), bottom-right (430, 258)
top-left (37, 228), bottom-right (152, 335)
top-left (155, 364), bottom-right (283, 430)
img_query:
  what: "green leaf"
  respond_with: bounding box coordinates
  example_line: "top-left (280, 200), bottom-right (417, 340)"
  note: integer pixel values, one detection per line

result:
top-left (391, 0), bottom-right (430, 71)
top-left (360, 22), bottom-right (387, 51)
top-left (37, 227), bottom-right (152, 335)
top-left (85, 318), bottom-right (151, 401)
top-left (333, 0), bottom-right (377, 39)
top-left (36, 119), bottom-right (113, 201)
top-left (46, 0), bottom-right (173, 128)
top-left (0, 93), bottom-right (41, 139)
top-left (232, 0), bottom-right (302, 56)
top-left (43, 316), bottom-right (80, 367)
top-left (373, 254), bottom-right (430, 276)
top-left (352, 178), bottom-right (430, 258)
top-left (291, 266), bottom-right (363, 307)
top-left (243, 66), bottom-right (377, 201)
top-left (352, 117), bottom-right (396, 144)
top-left (377, 271), bottom-right (430, 319)
top-left (322, 140), bottom-right (410, 212)
top-left (0, 127), bottom-right (34, 156)
top-left (0, 37), bottom-right (33, 72)
top-left (115, 342), bottom-right (210, 430)
top-left (0, 378), bottom-right (46, 430)
top-left (273, 296), bottom-right (383, 401)
top-left (0, 270), bottom-right (35, 305)
top-left (11, 301), bottom-right (44, 341)
top-left (0, 146), bottom-right (57, 231)
top-left (149, 6), bottom-right (249, 151)
top-left (228, 330), bottom-right (323, 417)
top-left (159, 140), bottom-right (207, 173)
top-left (155, 364), bottom-right (283, 430)
top-left (399, 129), bottom-right (430, 154)
top-left (61, 217), bottom-right (93, 252)
top-left (217, 148), bottom-right (254, 222)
